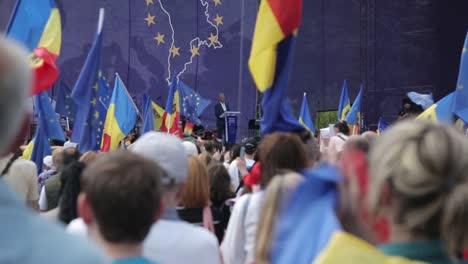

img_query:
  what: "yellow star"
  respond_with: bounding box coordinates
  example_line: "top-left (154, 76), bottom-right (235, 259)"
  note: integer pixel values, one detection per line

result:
top-left (208, 33), bottom-right (218, 45)
top-left (154, 32), bottom-right (165, 45)
top-left (65, 94), bottom-right (70, 98)
top-left (190, 46), bottom-right (200, 57)
top-left (94, 111), bottom-right (99, 120)
top-left (171, 45), bottom-right (180, 58)
top-left (93, 83), bottom-right (99, 91)
top-left (91, 98), bottom-right (97, 106)
top-left (145, 13), bottom-right (156, 26)
top-left (214, 14), bottom-right (223, 26)
top-left (213, 0), bottom-right (222, 6)
top-left (146, 0), bottom-right (154, 6)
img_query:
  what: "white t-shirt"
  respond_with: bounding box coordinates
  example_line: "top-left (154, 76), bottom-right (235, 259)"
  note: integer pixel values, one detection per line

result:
top-left (228, 159), bottom-right (255, 190)
top-left (67, 217), bottom-right (221, 264)
top-left (327, 133), bottom-right (349, 164)
top-left (144, 220), bottom-right (221, 264)
top-left (221, 192), bottom-right (264, 264)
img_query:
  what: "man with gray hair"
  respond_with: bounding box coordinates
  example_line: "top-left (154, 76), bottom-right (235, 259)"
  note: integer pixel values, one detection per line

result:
top-left (214, 92), bottom-right (230, 140)
top-left (0, 37), bottom-right (108, 263)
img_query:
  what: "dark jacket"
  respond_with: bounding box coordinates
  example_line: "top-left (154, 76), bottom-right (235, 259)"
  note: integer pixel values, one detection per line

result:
top-left (215, 102), bottom-right (230, 127)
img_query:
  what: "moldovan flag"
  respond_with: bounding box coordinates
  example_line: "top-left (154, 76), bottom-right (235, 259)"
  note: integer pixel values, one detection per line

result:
top-left (161, 75), bottom-right (181, 136)
top-left (101, 74), bottom-right (137, 151)
top-left (6, 0), bottom-right (62, 95)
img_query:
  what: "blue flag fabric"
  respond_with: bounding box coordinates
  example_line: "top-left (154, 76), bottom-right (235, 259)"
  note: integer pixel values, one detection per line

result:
top-left (55, 79), bottom-right (77, 121)
top-left (31, 91), bottom-right (65, 172)
top-left (30, 129), bottom-right (51, 173)
top-left (299, 93), bottom-right (316, 134)
top-left (271, 165), bottom-right (342, 264)
top-left (35, 92), bottom-right (65, 142)
top-left (407, 91), bottom-right (434, 110)
top-left (70, 15), bottom-right (108, 152)
top-left (453, 32), bottom-right (468, 123)
top-left (261, 36), bottom-right (306, 134)
top-left (345, 84), bottom-right (364, 125)
top-left (178, 80), bottom-right (212, 125)
top-left (377, 116), bottom-right (390, 134)
top-left (337, 80), bottom-right (351, 120)
top-left (141, 94), bottom-right (155, 134)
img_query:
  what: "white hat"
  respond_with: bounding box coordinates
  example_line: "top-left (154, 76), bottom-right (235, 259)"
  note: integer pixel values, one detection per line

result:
top-left (131, 132), bottom-right (188, 185)
top-left (182, 141), bottom-right (198, 156)
top-left (63, 141), bottom-right (78, 150)
top-left (43, 155), bottom-right (54, 169)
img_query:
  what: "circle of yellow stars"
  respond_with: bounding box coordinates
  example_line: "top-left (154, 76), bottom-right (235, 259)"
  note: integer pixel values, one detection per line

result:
top-left (144, 0), bottom-right (224, 58)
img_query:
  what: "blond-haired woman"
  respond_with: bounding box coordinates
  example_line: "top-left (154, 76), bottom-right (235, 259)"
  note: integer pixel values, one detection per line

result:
top-left (255, 172), bottom-right (304, 264)
top-left (367, 121), bottom-right (468, 263)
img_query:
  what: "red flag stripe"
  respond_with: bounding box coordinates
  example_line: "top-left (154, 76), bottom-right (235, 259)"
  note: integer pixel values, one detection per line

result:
top-left (267, 0), bottom-right (302, 36)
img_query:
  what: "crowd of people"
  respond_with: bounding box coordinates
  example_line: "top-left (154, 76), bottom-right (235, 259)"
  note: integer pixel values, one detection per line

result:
top-left (2, 35), bottom-right (468, 264)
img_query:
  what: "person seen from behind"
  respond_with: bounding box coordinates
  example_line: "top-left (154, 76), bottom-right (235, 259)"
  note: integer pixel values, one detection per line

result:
top-left (78, 151), bottom-right (163, 263)
top-left (328, 120), bottom-right (350, 164)
top-left (222, 133), bottom-right (307, 264)
top-left (0, 36), bottom-right (107, 263)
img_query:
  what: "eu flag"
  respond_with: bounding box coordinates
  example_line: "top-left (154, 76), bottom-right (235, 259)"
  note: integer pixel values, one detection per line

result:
top-left (30, 91), bottom-right (65, 172)
top-left (178, 80), bottom-right (212, 125)
top-left (453, 32), bottom-right (468, 123)
top-left (299, 92), bottom-right (316, 134)
top-left (141, 94), bottom-right (155, 134)
top-left (71, 9), bottom-right (107, 152)
top-left (55, 79), bottom-right (77, 121)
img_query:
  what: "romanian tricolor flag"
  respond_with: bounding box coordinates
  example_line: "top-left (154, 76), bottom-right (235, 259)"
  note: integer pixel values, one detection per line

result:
top-left (338, 80), bottom-right (351, 120)
top-left (152, 101), bottom-right (165, 131)
top-left (417, 92), bottom-right (455, 124)
top-left (299, 93), bottom-right (316, 134)
top-left (6, 0), bottom-right (62, 96)
top-left (161, 75), bottom-right (182, 136)
top-left (101, 74), bottom-right (138, 152)
top-left (248, 0), bottom-right (305, 134)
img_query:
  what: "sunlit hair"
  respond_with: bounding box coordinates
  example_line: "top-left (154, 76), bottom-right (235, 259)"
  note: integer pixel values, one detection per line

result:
top-left (255, 172), bottom-right (304, 264)
top-left (259, 133), bottom-right (307, 188)
top-left (181, 156), bottom-right (211, 208)
top-left (368, 120), bottom-right (468, 256)
top-left (0, 38), bottom-right (31, 153)
top-left (79, 151), bottom-right (98, 165)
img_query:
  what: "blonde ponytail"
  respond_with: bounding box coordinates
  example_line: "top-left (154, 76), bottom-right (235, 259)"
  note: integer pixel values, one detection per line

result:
top-left (255, 172), bottom-right (304, 264)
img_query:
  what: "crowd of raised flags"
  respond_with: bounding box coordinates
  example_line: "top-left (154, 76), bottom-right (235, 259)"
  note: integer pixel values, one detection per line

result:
top-left (5, 0), bottom-right (468, 263)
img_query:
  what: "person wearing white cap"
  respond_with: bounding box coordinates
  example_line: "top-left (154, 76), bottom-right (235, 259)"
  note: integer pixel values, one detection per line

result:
top-left (182, 141), bottom-right (199, 157)
top-left (66, 132), bottom-right (220, 264)
top-left (132, 132), bottom-right (220, 264)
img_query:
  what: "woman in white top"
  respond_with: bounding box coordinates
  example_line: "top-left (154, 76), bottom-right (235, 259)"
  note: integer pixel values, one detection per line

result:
top-left (327, 120), bottom-right (350, 164)
top-left (221, 133), bottom-right (308, 264)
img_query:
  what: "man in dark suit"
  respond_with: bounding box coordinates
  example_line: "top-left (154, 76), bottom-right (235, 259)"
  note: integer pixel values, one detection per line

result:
top-left (214, 93), bottom-right (230, 140)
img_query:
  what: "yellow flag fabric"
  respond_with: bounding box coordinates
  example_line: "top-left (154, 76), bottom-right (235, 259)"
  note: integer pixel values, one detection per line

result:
top-left (314, 232), bottom-right (427, 264)
top-left (22, 140), bottom-right (34, 160)
top-left (152, 101), bottom-right (165, 130)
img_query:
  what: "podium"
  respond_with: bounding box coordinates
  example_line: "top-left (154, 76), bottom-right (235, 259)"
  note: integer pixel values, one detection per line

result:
top-left (220, 111), bottom-right (240, 143)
